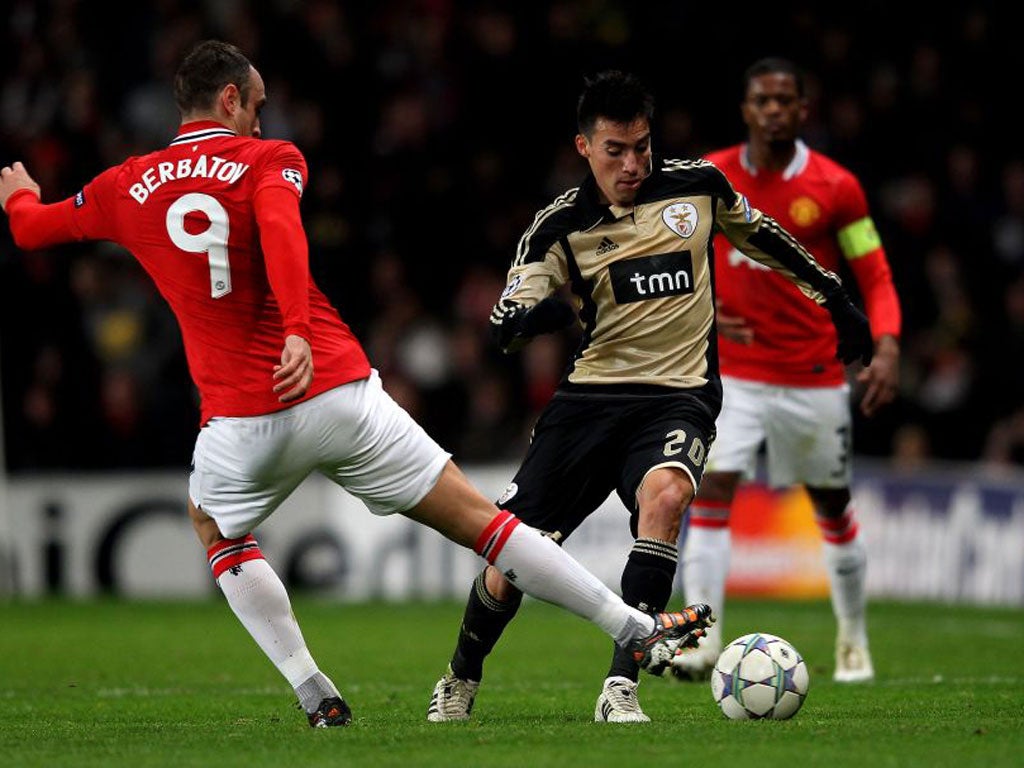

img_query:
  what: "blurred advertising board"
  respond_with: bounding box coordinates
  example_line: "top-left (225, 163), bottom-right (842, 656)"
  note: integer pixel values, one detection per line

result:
top-left (0, 462), bottom-right (1021, 605)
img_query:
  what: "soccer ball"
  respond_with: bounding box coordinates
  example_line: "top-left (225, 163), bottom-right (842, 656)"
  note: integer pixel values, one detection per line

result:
top-left (711, 632), bottom-right (809, 720)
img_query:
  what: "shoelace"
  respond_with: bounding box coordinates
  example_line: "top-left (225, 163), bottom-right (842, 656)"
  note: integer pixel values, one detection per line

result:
top-left (604, 681), bottom-right (642, 712)
top-left (438, 677), bottom-right (475, 715)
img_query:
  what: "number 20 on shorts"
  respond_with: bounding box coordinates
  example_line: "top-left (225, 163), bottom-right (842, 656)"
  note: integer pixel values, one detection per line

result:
top-left (663, 428), bottom-right (706, 465)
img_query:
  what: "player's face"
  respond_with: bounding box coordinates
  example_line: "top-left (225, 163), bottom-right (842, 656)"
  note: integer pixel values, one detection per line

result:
top-left (233, 67), bottom-right (267, 138)
top-left (741, 73), bottom-right (807, 145)
top-left (575, 117), bottom-right (652, 206)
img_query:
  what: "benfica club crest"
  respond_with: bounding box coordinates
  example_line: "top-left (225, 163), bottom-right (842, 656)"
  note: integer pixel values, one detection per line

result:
top-left (662, 202), bottom-right (698, 238)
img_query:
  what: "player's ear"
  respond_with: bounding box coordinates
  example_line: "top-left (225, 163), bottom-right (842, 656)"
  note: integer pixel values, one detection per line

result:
top-left (575, 134), bottom-right (590, 158)
top-left (220, 83), bottom-right (241, 116)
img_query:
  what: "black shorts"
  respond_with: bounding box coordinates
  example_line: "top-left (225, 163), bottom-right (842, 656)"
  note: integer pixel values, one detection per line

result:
top-left (496, 388), bottom-right (718, 541)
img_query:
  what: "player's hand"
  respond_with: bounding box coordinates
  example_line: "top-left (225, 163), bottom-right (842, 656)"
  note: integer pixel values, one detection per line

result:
top-left (715, 300), bottom-right (754, 345)
top-left (518, 297), bottom-right (576, 338)
top-left (273, 334), bottom-right (313, 402)
top-left (856, 335), bottom-right (899, 416)
top-left (824, 292), bottom-right (873, 366)
top-left (0, 162), bottom-right (41, 211)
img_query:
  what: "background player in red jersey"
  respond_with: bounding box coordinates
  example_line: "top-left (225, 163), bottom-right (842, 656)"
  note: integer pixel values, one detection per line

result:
top-left (674, 57), bottom-right (901, 683)
top-left (0, 40), bottom-right (714, 728)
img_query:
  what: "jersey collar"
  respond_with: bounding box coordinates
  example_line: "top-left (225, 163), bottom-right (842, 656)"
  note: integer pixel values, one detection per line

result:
top-left (576, 159), bottom-right (658, 232)
top-left (576, 174), bottom-right (616, 231)
top-left (171, 121), bottom-right (238, 146)
top-left (740, 139), bottom-right (809, 180)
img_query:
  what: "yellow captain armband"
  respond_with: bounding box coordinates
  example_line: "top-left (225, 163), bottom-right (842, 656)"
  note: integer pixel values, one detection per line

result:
top-left (837, 216), bottom-right (882, 259)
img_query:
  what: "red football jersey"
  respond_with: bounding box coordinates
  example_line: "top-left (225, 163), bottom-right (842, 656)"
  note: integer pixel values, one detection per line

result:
top-left (62, 121), bottom-right (370, 424)
top-left (707, 141), bottom-right (898, 386)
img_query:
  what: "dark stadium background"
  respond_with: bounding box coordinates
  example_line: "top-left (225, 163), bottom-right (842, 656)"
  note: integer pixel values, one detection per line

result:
top-left (0, 1), bottom-right (1017, 472)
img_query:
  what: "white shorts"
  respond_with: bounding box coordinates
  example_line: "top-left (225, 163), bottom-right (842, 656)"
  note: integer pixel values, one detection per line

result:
top-left (188, 370), bottom-right (451, 539)
top-left (704, 375), bottom-right (852, 488)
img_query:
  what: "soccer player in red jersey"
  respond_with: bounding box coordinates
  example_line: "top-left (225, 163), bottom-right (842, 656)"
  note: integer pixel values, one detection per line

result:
top-left (0, 40), bottom-right (714, 727)
top-left (674, 58), bottom-right (901, 683)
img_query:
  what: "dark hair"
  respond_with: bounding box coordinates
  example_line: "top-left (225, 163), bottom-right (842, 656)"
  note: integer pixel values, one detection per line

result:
top-left (577, 70), bottom-right (654, 138)
top-left (742, 57), bottom-right (806, 98)
top-left (173, 40), bottom-right (253, 114)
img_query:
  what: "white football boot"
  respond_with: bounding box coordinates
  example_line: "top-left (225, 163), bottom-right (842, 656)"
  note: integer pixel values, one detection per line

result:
top-left (594, 676), bottom-right (651, 723)
top-left (426, 665), bottom-right (480, 722)
top-left (834, 641), bottom-right (875, 683)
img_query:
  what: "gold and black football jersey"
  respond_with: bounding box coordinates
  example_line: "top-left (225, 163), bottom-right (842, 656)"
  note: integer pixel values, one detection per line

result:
top-left (491, 156), bottom-right (843, 393)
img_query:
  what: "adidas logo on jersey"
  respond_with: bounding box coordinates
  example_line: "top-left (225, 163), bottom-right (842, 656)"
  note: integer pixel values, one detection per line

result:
top-left (596, 236), bottom-right (619, 255)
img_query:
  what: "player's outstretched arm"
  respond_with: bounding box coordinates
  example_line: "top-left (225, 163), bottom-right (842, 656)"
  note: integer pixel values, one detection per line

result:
top-left (0, 162), bottom-right (41, 211)
top-left (0, 161), bottom-right (79, 252)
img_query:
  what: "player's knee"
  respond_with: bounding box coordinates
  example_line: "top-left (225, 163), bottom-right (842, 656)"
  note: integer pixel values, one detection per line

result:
top-left (659, 482), bottom-right (691, 517)
top-left (639, 473), bottom-right (693, 537)
top-left (188, 500), bottom-right (226, 549)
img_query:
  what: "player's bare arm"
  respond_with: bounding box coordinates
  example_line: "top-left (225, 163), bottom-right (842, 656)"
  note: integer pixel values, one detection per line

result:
top-left (273, 333), bottom-right (313, 402)
top-left (0, 162), bottom-right (41, 210)
top-left (856, 334), bottom-right (899, 416)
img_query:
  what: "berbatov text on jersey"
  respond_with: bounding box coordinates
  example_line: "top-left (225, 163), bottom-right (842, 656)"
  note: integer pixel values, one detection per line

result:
top-left (129, 155), bottom-right (250, 204)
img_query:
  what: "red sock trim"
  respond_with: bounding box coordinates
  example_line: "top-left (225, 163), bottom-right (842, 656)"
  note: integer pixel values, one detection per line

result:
top-left (822, 521), bottom-right (859, 545)
top-left (816, 509), bottom-right (859, 544)
top-left (689, 517), bottom-right (730, 529)
top-left (475, 510), bottom-right (521, 565)
top-left (689, 501), bottom-right (731, 528)
top-left (692, 499), bottom-right (730, 509)
top-left (207, 534), bottom-right (263, 579)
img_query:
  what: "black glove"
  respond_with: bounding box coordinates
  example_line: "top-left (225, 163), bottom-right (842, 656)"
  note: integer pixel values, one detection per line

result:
top-left (824, 291), bottom-right (874, 366)
top-left (517, 297), bottom-right (576, 337)
top-left (493, 297), bottom-right (576, 351)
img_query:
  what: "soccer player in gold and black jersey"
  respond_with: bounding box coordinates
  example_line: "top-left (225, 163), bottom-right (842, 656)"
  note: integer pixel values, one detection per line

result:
top-left (426, 70), bottom-right (874, 723)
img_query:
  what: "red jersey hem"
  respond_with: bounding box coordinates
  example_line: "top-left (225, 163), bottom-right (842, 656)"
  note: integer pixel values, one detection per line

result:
top-left (720, 360), bottom-right (846, 388)
top-left (198, 363), bottom-right (372, 426)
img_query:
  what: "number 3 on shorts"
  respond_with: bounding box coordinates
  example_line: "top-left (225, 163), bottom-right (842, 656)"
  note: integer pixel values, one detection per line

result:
top-left (663, 428), bottom-right (706, 465)
top-left (166, 192), bottom-right (232, 298)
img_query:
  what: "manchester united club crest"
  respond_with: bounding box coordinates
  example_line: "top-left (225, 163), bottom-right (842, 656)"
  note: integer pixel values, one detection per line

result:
top-left (789, 196), bottom-right (821, 227)
top-left (662, 202), bottom-right (698, 238)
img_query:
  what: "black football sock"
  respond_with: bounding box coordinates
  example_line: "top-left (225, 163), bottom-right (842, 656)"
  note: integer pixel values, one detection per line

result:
top-left (450, 570), bottom-right (523, 682)
top-left (606, 537), bottom-right (678, 681)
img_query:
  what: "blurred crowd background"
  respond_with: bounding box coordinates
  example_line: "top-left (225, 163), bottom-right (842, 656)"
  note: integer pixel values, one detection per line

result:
top-left (0, 1), bottom-right (1019, 474)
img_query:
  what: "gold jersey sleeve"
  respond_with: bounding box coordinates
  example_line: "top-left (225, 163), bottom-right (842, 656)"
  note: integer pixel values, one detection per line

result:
top-left (713, 190), bottom-right (839, 306)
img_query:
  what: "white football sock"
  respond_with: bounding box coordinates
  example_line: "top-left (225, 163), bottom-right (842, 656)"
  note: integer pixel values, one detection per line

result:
top-left (682, 522), bottom-right (730, 651)
top-left (822, 535), bottom-right (868, 646)
top-left (477, 513), bottom-right (654, 647)
top-left (816, 504), bottom-right (869, 647)
top-left (208, 536), bottom-right (339, 710)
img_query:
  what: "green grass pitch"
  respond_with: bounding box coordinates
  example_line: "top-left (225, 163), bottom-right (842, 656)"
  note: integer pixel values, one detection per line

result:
top-left (1, 597), bottom-right (1021, 767)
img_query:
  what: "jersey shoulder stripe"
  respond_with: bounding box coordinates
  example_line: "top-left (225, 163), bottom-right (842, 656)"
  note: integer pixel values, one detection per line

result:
top-left (646, 157), bottom-right (735, 204)
top-left (514, 187), bottom-right (580, 266)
